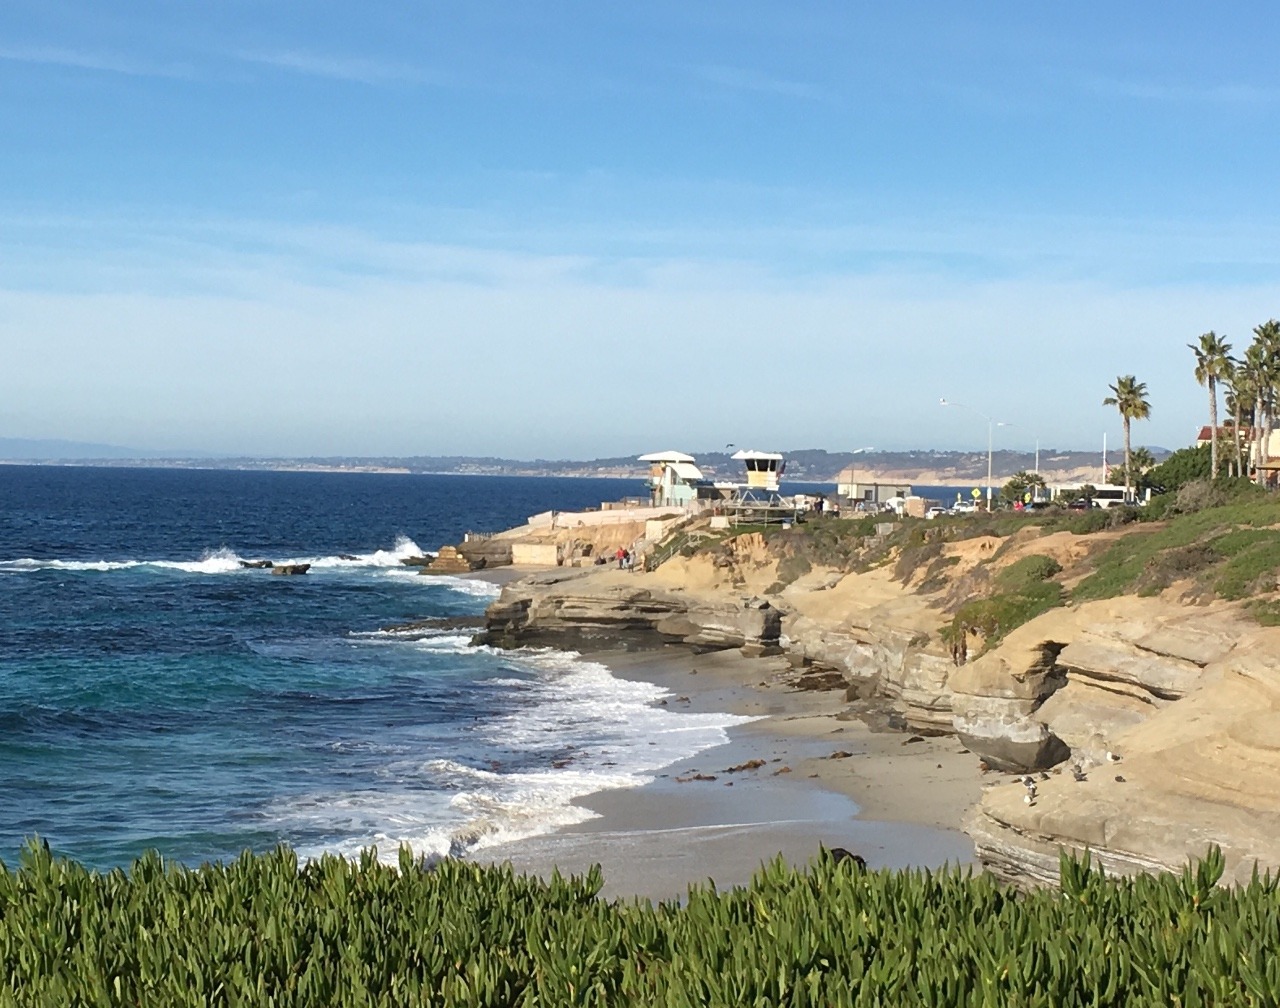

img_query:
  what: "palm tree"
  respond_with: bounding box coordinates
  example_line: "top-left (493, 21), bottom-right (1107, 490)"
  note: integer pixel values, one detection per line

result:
top-left (1189, 331), bottom-right (1232, 478)
top-left (1107, 447), bottom-right (1155, 487)
top-left (1103, 376), bottom-right (1151, 502)
top-left (1248, 321), bottom-right (1280, 484)
top-left (1223, 365), bottom-right (1251, 478)
top-left (1238, 326), bottom-right (1280, 484)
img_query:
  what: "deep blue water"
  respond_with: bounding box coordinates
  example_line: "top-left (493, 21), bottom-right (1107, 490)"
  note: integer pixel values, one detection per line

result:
top-left (912, 484), bottom-right (992, 502)
top-left (0, 466), bottom-right (743, 868)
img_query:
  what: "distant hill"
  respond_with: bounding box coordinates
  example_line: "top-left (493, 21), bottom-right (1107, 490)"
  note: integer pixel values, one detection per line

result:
top-left (0, 438), bottom-right (197, 461)
top-left (0, 444), bottom-right (1167, 481)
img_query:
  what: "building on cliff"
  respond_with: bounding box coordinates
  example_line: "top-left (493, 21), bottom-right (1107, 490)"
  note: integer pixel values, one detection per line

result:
top-left (731, 449), bottom-right (784, 493)
top-left (834, 468), bottom-right (912, 509)
top-left (638, 451), bottom-right (706, 507)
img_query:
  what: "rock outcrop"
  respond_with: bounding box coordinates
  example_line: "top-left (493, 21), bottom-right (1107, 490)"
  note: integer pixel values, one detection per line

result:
top-left (949, 599), bottom-right (1241, 775)
top-left (456, 537), bottom-right (513, 569)
top-left (422, 546), bottom-right (476, 574)
top-left (477, 527), bottom-right (1280, 887)
top-left (967, 636), bottom-right (1280, 886)
top-left (477, 568), bottom-right (782, 653)
top-left (946, 597), bottom-right (1280, 885)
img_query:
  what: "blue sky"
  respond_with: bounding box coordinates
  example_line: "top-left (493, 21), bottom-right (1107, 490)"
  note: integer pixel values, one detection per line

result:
top-left (2, 2), bottom-right (1279, 458)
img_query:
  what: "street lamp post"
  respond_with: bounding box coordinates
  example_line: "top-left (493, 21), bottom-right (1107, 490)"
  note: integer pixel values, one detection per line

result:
top-left (940, 398), bottom-right (1007, 508)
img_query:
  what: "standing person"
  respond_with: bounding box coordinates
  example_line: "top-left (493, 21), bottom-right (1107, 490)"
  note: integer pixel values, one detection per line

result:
top-left (615, 546), bottom-right (625, 569)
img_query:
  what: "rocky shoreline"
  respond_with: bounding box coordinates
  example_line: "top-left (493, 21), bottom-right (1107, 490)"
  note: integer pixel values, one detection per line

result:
top-left (475, 535), bottom-right (1280, 888)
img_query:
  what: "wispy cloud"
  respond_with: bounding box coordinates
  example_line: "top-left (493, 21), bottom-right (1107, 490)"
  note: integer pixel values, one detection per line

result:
top-left (234, 49), bottom-right (433, 86)
top-left (691, 64), bottom-right (824, 100)
top-left (1085, 76), bottom-right (1279, 105)
top-left (0, 44), bottom-right (192, 79)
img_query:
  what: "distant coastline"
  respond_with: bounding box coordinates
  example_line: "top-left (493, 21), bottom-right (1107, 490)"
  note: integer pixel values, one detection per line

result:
top-left (0, 445), bottom-right (1153, 485)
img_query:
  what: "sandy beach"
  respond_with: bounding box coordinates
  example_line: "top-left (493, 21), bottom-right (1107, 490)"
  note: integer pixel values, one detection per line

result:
top-left (481, 645), bottom-right (983, 902)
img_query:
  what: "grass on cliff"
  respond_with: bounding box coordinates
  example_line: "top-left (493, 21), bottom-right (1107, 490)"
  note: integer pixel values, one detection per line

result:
top-left (5, 841), bottom-right (1280, 1007)
top-left (1073, 495), bottom-right (1280, 613)
top-left (686, 483), bottom-right (1280, 625)
top-left (942, 554), bottom-right (1065, 651)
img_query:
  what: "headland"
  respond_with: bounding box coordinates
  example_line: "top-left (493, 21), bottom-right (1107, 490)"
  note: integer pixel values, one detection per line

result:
top-left (450, 480), bottom-right (1280, 896)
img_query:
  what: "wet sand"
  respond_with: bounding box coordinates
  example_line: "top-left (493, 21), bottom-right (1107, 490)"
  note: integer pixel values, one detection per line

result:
top-left (481, 646), bottom-right (983, 902)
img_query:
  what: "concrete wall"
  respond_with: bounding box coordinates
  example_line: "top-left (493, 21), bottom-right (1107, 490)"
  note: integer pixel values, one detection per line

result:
top-left (512, 543), bottom-right (561, 566)
top-left (526, 511), bottom-right (556, 529)
top-left (644, 516), bottom-right (685, 541)
top-left (549, 506), bottom-right (686, 528)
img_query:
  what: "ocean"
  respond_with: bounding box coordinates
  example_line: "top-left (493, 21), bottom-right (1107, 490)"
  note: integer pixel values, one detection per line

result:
top-left (0, 466), bottom-right (748, 869)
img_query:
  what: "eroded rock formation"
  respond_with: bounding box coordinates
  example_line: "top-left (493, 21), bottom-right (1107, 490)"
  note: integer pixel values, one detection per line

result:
top-left (477, 529), bottom-right (1280, 886)
top-left (477, 568), bottom-right (782, 654)
top-left (967, 630), bottom-right (1280, 886)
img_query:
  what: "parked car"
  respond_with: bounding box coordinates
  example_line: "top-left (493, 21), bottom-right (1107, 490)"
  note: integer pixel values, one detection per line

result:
top-left (925, 506), bottom-right (948, 520)
top-left (951, 501), bottom-right (978, 515)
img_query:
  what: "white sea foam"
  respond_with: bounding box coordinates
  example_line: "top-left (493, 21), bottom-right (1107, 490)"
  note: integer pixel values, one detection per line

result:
top-left (150, 547), bottom-right (247, 574)
top-left (280, 760), bottom-right (635, 865)
top-left (301, 535), bottom-right (430, 569)
top-left (0, 536), bottom-right (433, 577)
top-left (272, 647), bottom-right (755, 866)
top-left (430, 575), bottom-right (503, 599)
top-left (0, 551), bottom-right (245, 574)
top-left (412, 634), bottom-right (484, 654)
top-left (377, 569), bottom-right (501, 599)
top-left (0, 558), bottom-right (141, 572)
top-left (487, 649), bottom-right (756, 777)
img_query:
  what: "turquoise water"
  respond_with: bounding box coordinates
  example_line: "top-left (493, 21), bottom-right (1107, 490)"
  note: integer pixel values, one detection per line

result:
top-left (0, 466), bottom-right (746, 868)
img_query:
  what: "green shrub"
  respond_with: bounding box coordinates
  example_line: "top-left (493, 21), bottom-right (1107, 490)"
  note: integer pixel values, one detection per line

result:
top-left (995, 554), bottom-right (1063, 589)
top-left (952, 580), bottom-right (1064, 649)
top-left (893, 540), bottom-right (943, 582)
top-left (1143, 443), bottom-right (1211, 493)
top-left (1155, 478), bottom-right (1268, 519)
top-left (1213, 535), bottom-right (1280, 600)
top-left (1075, 496), bottom-right (1280, 603)
top-left (773, 553), bottom-right (812, 587)
top-left (1061, 509), bottom-right (1111, 535)
top-left (2, 842), bottom-right (1276, 1007)
top-left (1248, 599), bottom-right (1280, 626)
top-left (1132, 543), bottom-right (1222, 596)
top-left (1142, 491), bottom-right (1178, 521)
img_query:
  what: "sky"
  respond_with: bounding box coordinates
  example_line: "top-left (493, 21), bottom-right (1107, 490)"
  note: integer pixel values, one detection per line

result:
top-left (2, 2), bottom-right (1279, 459)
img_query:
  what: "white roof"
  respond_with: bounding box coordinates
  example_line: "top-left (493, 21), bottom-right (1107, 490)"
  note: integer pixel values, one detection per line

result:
top-left (668, 461), bottom-right (704, 481)
top-left (638, 450), bottom-right (696, 463)
top-left (731, 449), bottom-right (784, 461)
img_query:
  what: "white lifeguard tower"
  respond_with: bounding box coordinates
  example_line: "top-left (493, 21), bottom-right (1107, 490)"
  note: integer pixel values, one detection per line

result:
top-left (722, 450), bottom-right (799, 525)
top-left (731, 450), bottom-right (784, 493)
top-left (638, 451), bottom-right (704, 508)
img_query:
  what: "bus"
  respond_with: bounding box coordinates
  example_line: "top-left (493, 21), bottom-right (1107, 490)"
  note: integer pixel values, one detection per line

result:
top-left (1050, 483), bottom-right (1152, 508)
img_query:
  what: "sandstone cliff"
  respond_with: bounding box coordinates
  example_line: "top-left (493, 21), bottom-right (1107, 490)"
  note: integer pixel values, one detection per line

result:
top-left (478, 520), bottom-right (1280, 886)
